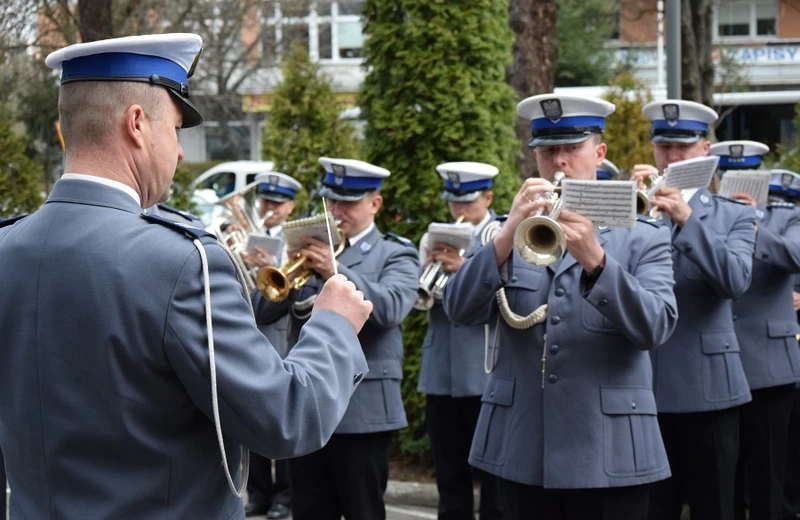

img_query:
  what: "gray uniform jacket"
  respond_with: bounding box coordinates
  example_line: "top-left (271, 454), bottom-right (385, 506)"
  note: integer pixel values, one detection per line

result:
top-left (0, 179), bottom-right (368, 520)
top-left (253, 225), bottom-right (419, 434)
top-left (651, 189), bottom-right (756, 413)
top-left (733, 202), bottom-right (800, 390)
top-left (418, 217), bottom-right (494, 397)
top-left (443, 219), bottom-right (678, 489)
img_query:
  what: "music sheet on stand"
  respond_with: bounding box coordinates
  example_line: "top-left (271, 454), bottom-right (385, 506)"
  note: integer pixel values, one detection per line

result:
top-left (718, 169), bottom-right (771, 205)
top-left (663, 155), bottom-right (720, 190)
top-left (426, 222), bottom-right (474, 252)
top-left (561, 180), bottom-right (637, 227)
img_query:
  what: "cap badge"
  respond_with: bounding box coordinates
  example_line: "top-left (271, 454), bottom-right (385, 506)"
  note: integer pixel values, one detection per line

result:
top-left (332, 164), bottom-right (346, 185)
top-left (268, 174), bottom-right (279, 191)
top-left (782, 172), bottom-right (794, 189)
top-left (729, 144), bottom-right (744, 160)
top-left (447, 172), bottom-right (461, 189)
top-left (662, 103), bottom-right (680, 127)
top-left (540, 99), bottom-right (563, 123)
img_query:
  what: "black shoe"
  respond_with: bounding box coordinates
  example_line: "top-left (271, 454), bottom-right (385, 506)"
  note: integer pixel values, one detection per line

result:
top-left (244, 502), bottom-right (269, 517)
top-left (266, 503), bottom-right (290, 519)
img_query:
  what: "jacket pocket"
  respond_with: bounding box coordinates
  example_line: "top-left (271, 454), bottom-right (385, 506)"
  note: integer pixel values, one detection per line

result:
top-left (601, 387), bottom-right (666, 477)
top-left (701, 330), bottom-right (749, 402)
top-left (472, 377), bottom-right (515, 465)
top-left (767, 320), bottom-right (800, 379)
top-left (361, 361), bottom-right (404, 424)
top-left (581, 300), bottom-right (620, 334)
top-left (504, 268), bottom-right (544, 315)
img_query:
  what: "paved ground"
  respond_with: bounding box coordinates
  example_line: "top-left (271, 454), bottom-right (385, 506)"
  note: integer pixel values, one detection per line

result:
top-left (248, 504), bottom-right (439, 520)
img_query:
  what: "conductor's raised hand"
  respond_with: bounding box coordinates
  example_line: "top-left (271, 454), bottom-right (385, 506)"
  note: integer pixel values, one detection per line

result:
top-left (314, 274), bottom-right (373, 333)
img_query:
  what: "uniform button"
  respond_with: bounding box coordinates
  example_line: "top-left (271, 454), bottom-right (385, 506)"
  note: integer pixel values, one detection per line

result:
top-left (600, 299), bottom-right (608, 307)
top-left (631, 401), bottom-right (637, 410)
top-left (549, 344), bottom-right (560, 355)
top-left (762, 253), bottom-right (769, 259)
top-left (555, 287), bottom-right (565, 297)
top-left (548, 374), bottom-right (559, 384)
top-left (490, 391), bottom-right (495, 398)
top-left (382, 368), bottom-right (388, 375)
top-left (483, 280), bottom-right (492, 289)
top-left (511, 277), bottom-right (518, 283)
top-left (353, 373), bottom-right (363, 384)
top-left (453, 324), bottom-right (460, 329)
top-left (551, 315), bottom-right (561, 325)
top-left (725, 342), bottom-right (730, 349)
top-left (733, 314), bottom-right (738, 321)
top-left (684, 246), bottom-right (692, 254)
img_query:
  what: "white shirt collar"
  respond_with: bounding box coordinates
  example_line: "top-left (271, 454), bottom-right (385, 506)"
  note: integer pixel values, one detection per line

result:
top-left (348, 223), bottom-right (376, 247)
top-left (267, 224), bottom-right (283, 237)
top-left (60, 173), bottom-right (141, 206)
top-left (682, 188), bottom-right (699, 204)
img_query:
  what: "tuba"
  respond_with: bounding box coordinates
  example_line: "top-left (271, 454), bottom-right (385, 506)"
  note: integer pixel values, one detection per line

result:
top-left (256, 213), bottom-right (346, 302)
top-left (414, 215), bottom-right (465, 311)
top-left (513, 171), bottom-right (566, 266)
top-left (208, 181), bottom-right (274, 293)
top-left (635, 173), bottom-right (666, 219)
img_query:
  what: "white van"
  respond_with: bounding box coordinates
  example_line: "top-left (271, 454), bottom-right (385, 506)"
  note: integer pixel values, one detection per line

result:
top-left (190, 160), bottom-right (274, 226)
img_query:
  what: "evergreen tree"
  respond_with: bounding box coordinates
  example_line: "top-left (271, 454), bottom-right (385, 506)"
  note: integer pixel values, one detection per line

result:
top-left (556, 0), bottom-right (617, 87)
top-left (777, 104), bottom-right (800, 174)
top-left (261, 43), bottom-right (360, 216)
top-left (602, 73), bottom-right (654, 177)
top-left (359, 0), bottom-right (519, 460)
top-left (0, 104), bottom-right (44, 218)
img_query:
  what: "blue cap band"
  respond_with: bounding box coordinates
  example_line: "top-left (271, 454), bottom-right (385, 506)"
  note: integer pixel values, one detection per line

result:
top-left (324, 172), bottom-right (383, 190)
top-left (444, 178), bottom-right (493, 193)
top-left (718, 155), bottom-right (763, 169)
top-left (259, 184), bottom-right (296, 198)
top-left (61, 52), bottom-right (188, 84)
top-left (651, 119), bottom-right (709, 133)
top-left (531, 115), bottom-right (606, 132)
top-left (596, 170), bottom-right (613, 180)
top-left (769, 184), bottom-right (800, 197)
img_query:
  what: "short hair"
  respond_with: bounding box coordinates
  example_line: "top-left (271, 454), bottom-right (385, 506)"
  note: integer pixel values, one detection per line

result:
top-left (58, 81), bottom-right (170, 149)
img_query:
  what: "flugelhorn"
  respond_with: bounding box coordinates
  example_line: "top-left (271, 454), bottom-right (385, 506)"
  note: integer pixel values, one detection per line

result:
top-left (636, 173), bottom-right (666, 219)
top-left (256, 213), bottom-right (346, 302)
top-left (414, 215), bottom-right (466, 311)
top-left (513, 171), bottom-right (566, 266)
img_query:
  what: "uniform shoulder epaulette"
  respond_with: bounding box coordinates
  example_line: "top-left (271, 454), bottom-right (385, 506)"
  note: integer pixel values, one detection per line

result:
top-left (0, 215), bottom-right (27, 228)
top-left (635, 214), bottom-right (663, 227)
top-left (768, 201), bottom-right (797, 209)
top-left (383, 232), bottom-right (414, 248)
top-left (141, 213), bottom-right (216, 240)
top-left (714, 194), bottom-right (749, 206)
top-left (157, 203), bottom-right (201, 221)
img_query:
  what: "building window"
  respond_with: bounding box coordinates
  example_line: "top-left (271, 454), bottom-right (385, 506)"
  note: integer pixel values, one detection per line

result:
top-left (716, 0), bottom-right (777, 39)
top-left (337, 20), bottom-right (364, 58)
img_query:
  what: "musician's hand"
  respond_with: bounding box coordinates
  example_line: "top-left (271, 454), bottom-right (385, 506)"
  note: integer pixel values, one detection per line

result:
top-left (793, 291), bottom-right (800, 312)
top-left (630, 164), bottom-right (659, 189)
top-left (430, 241), bottom-right (464, 273)
top-left (314, 274), bottom-right (373, 333)
top-left (241, 246), bottom-right (275, 268)
top-left (651, 186), bottom-right (692, 226)
top-left (300, 237), bottom-right (338, 281)
top-left (494, 179), bottom-right (555, 266)
top-left (557, 209), bottom-right (605, 272)
top-left (732, 192), bottom-right (758, 208)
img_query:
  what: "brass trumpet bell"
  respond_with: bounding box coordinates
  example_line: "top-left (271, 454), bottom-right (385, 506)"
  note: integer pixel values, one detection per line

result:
top-left (512, 172), bottom-right (566, 267)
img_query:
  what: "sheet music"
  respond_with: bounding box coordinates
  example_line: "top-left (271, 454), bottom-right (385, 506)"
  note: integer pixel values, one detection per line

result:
top-left (718, 169), bottom-right (771, 206)
top-left (663, 155), bottom-right (720, 191)
top-left (426, 222), bottom-right (474, 252)
top-left (561, 180), bottom-right (637, 227)
top-left (245, 233), bottom-right (283, 260)
top-left (283, 213), bottom-right (342, 253)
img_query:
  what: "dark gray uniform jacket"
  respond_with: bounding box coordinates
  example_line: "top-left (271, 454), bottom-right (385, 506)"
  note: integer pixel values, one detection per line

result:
top-left (0, 179), bottom-right (367, 519)
top-left (253, 225), bottom-right (419, 434)
top-left (733, 202), bottom-right (800, 390)
top-left (650, 189), bottom-right (756, 413)
top-left (443, 218), bottom-right (678, 489)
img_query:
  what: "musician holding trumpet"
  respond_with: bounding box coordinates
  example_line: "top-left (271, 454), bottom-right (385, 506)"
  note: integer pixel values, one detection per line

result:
top-left (634, 100), bottom-right (757, 520)
top-left (251, 157), bottom-right (419, 520)
top-left (417, 162), bottom-right (501, 520)
top-left (443, 94), bottom-right (678, 520)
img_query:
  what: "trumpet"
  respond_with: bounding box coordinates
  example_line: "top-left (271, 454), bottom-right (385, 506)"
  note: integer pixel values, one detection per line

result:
top-left (256, 213), bottom-right (346, 302)
top-left (636, 173), bottom-right (666, 219)
top-left (513, 172), bottom-right (566, 266)
top-left (414, 215), bottom-right (465, 311)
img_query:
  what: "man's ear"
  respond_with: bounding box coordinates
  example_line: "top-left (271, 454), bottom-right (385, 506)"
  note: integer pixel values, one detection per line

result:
top-left (595, 142), bottom-right (607, 167)
top-left (124, 104), bottom-right (146, 148)
top-left (370, 193), bottom-right (383, 215)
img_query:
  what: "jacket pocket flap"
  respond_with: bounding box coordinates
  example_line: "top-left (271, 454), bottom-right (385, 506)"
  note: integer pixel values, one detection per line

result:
top-left (600, 387), bottom-right (657, 415)
top-left (482, 377), bottom-right (515, 406)
top-left (767, 320), bottom-right (800, 338)
top-left (701, 330), bottom-right (740, 354)
top-left (504, 267), bottom-right (543, 291)
top-left (362, 360), bottom-right (403, 380)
